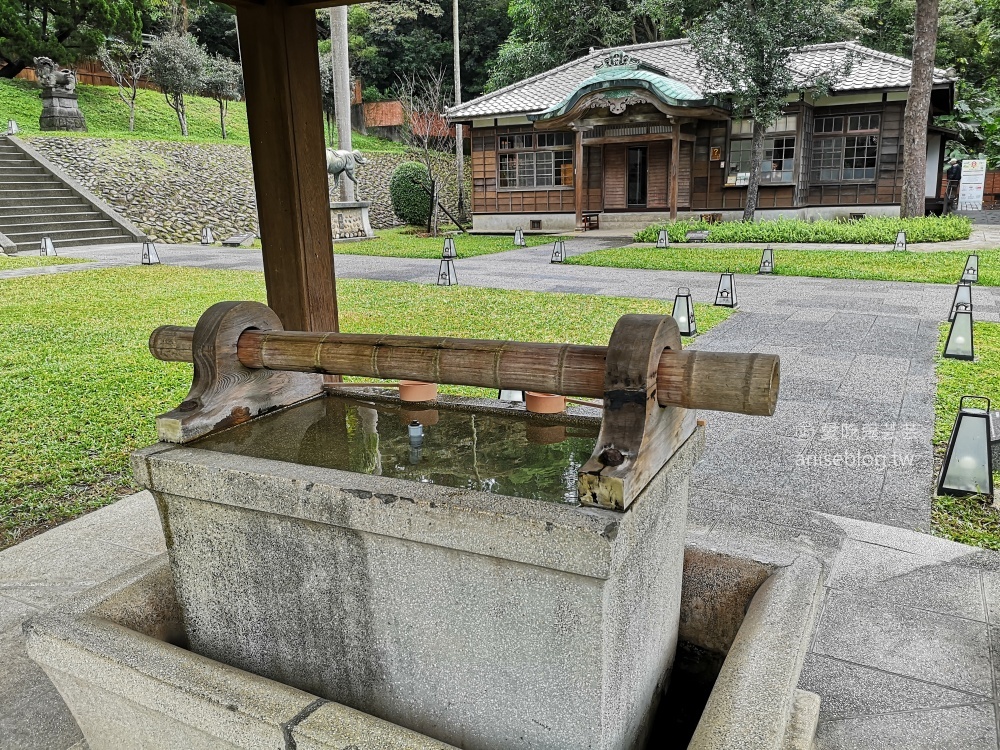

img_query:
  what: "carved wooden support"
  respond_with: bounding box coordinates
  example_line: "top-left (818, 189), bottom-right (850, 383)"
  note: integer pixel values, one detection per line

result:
top-left (154, 301), bottom-right (324, 443)
top-left (578, 314), bottom-right (697, 511)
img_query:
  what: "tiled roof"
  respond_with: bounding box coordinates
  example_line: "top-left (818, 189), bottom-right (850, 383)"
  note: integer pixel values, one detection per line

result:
top-left (447, 40), bottom-right (955, 120)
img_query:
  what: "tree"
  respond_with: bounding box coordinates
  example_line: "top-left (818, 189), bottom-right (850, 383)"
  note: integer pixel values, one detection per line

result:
top-left (396, 67), bottom-right (455, 235)
top-left (201, 54), bottom-right (243, 139)
top-left (688, 0), bottom-right (849, 220)
top-left (345, 0), bottom-right (509, 101)
top-left (900, 0), bottom-right (940, 217)
top-left (190, 2), bottom-right (239, 61)
top-left (98, 38), bottom-right (149, 132)
top-left (0, 0), bottom-right (144, 78)
top-left (452, 0), bottom-right (465, 218)
top-left (147, 32), bottom-right (207, 137)
top-left (484, 0), bottom-right (714, 91)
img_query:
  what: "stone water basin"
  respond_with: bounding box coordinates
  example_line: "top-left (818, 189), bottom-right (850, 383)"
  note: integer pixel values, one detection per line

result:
top-left (27, 392), bottom-right (823, 750)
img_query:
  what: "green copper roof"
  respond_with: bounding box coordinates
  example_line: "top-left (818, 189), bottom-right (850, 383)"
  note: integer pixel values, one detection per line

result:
top-left (529, 65), bottom-right (718, 121)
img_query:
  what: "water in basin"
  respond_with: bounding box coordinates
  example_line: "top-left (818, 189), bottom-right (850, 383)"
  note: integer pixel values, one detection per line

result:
top-left (193, 394), bottom-right (600, 504)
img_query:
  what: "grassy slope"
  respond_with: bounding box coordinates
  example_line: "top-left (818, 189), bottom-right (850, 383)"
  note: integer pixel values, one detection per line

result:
top-left (335, 228), bottom-right (570, 259)
top-left (0, 77), bottom-right (403, 152)
top-left (0, 266), bottom-right (731, 548)
top-left (567, 246), bottom-right (998, 285)
top-left (932, 319), bottom-right (1000, 549)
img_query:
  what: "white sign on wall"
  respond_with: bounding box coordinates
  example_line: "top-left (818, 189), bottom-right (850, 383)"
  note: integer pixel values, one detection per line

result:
top-left (958, 159), bottom-right (987, 211)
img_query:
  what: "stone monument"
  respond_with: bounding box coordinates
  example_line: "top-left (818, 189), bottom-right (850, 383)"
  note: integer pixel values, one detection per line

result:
top-left (34, 57), bottom-right (87, 132)
top-left (327, 147), bottom-right (374, 240)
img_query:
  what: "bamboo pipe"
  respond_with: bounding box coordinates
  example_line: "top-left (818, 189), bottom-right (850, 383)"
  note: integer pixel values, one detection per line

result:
top-left (149, 326), bottom-right (779, 416)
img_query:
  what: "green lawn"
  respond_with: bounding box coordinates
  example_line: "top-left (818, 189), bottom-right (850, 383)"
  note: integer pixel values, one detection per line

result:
top-left (335, 228), bottom-right (570, 259)
top-left (932, 319), bottom-right (1000, 549)
top-left (567, 246), bottom-right (998, 286)
top-left (0, 266), bottom-right (731, 548)
top-left (0, 255), bottom-right (87, 269)
top-left (1, 78), bottom-right (403, 152)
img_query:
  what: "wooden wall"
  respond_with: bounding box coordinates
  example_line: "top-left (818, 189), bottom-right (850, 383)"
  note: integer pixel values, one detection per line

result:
top-left (604, 144), bottom-right (627, 209)
top-left (647, 142), bottom-right (669, 210)
top-left (470, 126), bottom-right (575, 214)
top-left (584, 147), bottom-right (603, 211)
top-left (806, 102), bottom-right (904, 207)
top-left (469, 100), bottom-right (913, 216)
top-left (678, 141), bottom-right (693, 209)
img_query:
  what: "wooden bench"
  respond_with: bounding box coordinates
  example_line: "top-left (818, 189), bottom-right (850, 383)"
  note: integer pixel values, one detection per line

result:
top-left (582, 213), bottom-right (600, 231)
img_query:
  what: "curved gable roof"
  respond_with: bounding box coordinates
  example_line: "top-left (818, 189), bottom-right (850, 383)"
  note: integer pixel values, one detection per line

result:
top-left (448, 40), bottom-right (955, 120)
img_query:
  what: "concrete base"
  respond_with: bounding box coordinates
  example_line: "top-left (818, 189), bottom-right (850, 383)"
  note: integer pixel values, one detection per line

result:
top-left (131, 405), bottom-right (699, 750)
top-left (330, 201), bottom-right (374, 240)
top-left (25, 535), bottom-right (823, 750)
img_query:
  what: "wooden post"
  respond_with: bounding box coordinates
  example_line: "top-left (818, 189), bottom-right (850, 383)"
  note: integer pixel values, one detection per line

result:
top-left (236, 0), bottom-right (339, 333)
top-left (574, 127), bottom-right (585, 231)
top-left (669, 122), bottom-right (680, 221)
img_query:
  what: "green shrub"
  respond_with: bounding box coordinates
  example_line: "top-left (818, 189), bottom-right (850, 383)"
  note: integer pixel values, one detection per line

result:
top-left (389, 162), bottom-right (432, 226)
top-left (634, 215), bottom-right (973, 244)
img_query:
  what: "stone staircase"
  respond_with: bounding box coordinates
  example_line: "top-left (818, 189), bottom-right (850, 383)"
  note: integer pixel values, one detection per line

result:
top-left (0, 136), bottom-right (140, 253)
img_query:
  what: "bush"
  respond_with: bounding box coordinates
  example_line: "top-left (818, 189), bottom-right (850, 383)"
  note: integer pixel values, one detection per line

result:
top-left (390, 161), bottom-right (432, 226)
top-left (634, 215), bottom-right (973, 244)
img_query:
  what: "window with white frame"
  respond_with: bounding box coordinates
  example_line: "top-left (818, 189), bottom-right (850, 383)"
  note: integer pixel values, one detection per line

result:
top-left (498, 131), bottom-right (574, 188)
top-left (810, 114), bottom-right (881, 182)
top-left (727, 116), bottom-right (798, 184)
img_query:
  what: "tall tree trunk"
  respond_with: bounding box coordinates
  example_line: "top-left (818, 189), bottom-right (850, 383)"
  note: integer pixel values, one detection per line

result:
top-left (0, 59), bottom-right (27, 78)
top-left (452, 0), bottom-right (465, 219)
top-left (900, 0), bottom-right (940, 217)
top-left (743, 120), bottom-right (766, 221)
top-left (128, 100), bottom-right (136, 132)
top-left (220, 100), bottom-right (227, 139)
top-left (330, 6), bottom-right (353, 201)
top-left (179, 95), bottom-right (188, 136)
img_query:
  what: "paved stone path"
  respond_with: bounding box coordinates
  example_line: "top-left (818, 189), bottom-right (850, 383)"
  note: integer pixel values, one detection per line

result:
top-left (3, 236), bottom-right (1000, 748)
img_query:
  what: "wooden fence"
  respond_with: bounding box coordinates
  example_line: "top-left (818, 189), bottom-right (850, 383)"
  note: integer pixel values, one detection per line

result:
top-left (16, 60), bottom-right (159, 90)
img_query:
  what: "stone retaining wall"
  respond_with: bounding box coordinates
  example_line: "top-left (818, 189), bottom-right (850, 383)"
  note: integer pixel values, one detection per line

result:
top-left (26, 136), bottom-right (469, 244)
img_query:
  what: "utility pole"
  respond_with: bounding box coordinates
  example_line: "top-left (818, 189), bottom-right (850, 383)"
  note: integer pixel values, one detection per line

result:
top-left (452, 0), bottom-right (465, 218)
top-left (330, 6), bottom-right (354, 201)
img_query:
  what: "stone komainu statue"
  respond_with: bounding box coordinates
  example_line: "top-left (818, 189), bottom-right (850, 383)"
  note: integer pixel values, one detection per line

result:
top-left (326, 149), bottom-right (367, 194)
top-left (33, 57), bottom-right (76, 93)
top-left (33, 57), bottom-right (86, 131)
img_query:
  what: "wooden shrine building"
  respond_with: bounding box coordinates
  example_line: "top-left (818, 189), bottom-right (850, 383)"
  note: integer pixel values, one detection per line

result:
top-left (446, 41), bottom-right (956, 232)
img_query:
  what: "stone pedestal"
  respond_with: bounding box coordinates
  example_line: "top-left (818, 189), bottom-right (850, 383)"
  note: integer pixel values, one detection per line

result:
top-left (330, 200), bottom-right (374, 241)
top-left (130, 400), bottom-right (701, 750)
top-left (39, 88), bottom-right (87, 132)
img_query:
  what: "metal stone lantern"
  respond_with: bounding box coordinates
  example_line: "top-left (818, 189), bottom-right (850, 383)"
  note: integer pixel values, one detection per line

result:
top-left (142, 240), bottom-right (161, 266)
top-left (937, 396), bottom-right (993, 497)
top-left (758, 247), bottom-right (774, 275)
top-left (39, 237), bottom-right (56, 256)
top-left (656, 230), bottom-right (669, 248)
top-left (6, 120), bottom-right (19, 135)
top-left (715, 273), bottom-right (738, 308)
top-left (949, 283), bottom-right (972, 322)
top-left (962, 255), bottom-right (979, 284)
top-left (672, 287), bottom-right (697, 336)
top-left (943, 308), bottom-right (974, 360)
top-left (442, 237), bottom-right (457, 259)
top-left (893, 231), bottom-right (907, 252)
top-left (201, 227), bottom-right (215, 245)
top-left (550, 240), bottom-right (566, 263)
top-left (513, 227), bottom-right (526, 247)
top-left (438, 257), bottom-right (458, 286)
